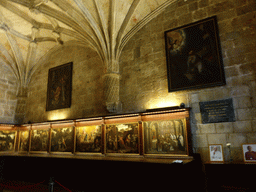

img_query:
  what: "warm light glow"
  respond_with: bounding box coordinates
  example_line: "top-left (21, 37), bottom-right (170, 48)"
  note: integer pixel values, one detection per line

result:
top-left (145, 96), bottom-right (186, 110)
top-left (47, 110), bottom-right (69, 121)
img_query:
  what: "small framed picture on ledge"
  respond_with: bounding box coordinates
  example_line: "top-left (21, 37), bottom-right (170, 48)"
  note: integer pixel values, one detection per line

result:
top-left (242, 144), bottom-right (256, 163)
top-left (209, 144), bottom-right (224, 162)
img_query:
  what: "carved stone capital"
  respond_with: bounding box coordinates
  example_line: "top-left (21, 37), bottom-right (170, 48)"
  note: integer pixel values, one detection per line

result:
top-left (17, 84), bottom-right (28, 97)
top-left (106, 101), bottom-right (122, 113)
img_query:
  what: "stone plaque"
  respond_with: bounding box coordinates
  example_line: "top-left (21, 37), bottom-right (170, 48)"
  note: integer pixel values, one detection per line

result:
top-left (199, 98), bottom-right (235, 124)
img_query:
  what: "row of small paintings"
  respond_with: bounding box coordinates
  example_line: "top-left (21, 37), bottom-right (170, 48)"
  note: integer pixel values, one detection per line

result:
top-left (0, 118), bottom-right (189, 157)
top-left (209, 144), bottom-right (256, 163)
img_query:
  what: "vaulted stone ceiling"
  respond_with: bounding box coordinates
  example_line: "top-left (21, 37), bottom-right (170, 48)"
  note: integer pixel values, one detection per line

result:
top-left (0, 0), bottom-right (176, 112)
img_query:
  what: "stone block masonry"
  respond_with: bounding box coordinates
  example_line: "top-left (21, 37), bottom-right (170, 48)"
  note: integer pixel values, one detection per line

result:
top-left (119, 0), bottom-right (256, 162)
top-left (0, 65), bottom-right (18, 124)
top-left (0, 0), bottom-right (254, 163)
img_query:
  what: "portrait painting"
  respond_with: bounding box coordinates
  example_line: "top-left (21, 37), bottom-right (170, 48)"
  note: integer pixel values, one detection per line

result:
top-left (143, 119), bottom-right (187, 155)
top-left (0, 130), bottom-right (16, 152)
top-left (76, 125), bottom-right (102, 153)
top-left (106, 123), bottom-right (139, 154)
top-left (30, 129), bottom-right (49, 152)
top-left (50, 127), bottom-right (74, 153)
top-left (19, 130), bottom-right (30, 152)
top-left (242, 144), bottom-right (256, 163)
top-left (164, 16), bottom-right (225, 92)
top-left (209, 144), bottom-right (224, 162)
top-left (46, 62), bottom-right (73, 111)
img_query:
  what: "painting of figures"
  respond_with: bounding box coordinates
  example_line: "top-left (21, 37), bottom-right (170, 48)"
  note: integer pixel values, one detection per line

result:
top-left (51, 127), bottom-right (73, 152)
top-left (46, 62), bottom-right (73, 111)
top-left (0, 130), bottom-right (16, 152)
top-left (19, 130), bottom-right (30, 152)
top-left (76, 125), bottom-right (102, 153)
top-left (106, 123), bottom-right (139, 154)
top-left (30, 129), bottom-right (49, 152)
top-left (165, 16), bottom-right (225, 92)
top-left (143, 119), bottom-right (187, 155)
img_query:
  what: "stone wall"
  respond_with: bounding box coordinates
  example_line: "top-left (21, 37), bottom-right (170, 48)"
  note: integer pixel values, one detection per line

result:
top-left (0, 64), bottom-right (18, 124)
top-left (17, 0), bottom-right (256, 162)
top-left (24, 45), bottom-right (107, 123)
top-left (119, 0), bottom-right (256, 162)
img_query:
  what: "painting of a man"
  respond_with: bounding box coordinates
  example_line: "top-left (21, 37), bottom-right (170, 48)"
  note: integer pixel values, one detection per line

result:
top-left (209, 145), bottom-right (223, 162)
top-left (245, 145), bottom-right (256, 161)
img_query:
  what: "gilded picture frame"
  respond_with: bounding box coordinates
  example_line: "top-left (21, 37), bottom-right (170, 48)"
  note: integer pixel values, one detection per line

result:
top-left (75, 125), bottom-right (102, 153)
top-left (0, 130), bottom-right (17, 152)
top-left (164, 16), bottom-right (226, 92)
top-left (106, 123), bottom-right (139, 154)
top-left (143, 118), bottom-right (188, 156)
top-left (46, 62), bottom-right (73, 111)
top-left (30, 128), bottom-right (49, 153)
top-left (50, 127), bottom-right (74, 153)
top-left (18, 130), bottom-right (30, 152)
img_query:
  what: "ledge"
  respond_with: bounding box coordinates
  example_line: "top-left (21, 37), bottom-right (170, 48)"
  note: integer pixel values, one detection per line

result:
top-left (1, 152), bottom-right (194, 164)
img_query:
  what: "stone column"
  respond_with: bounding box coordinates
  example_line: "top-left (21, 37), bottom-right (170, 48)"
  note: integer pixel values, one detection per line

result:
top-left (15, 96), bottom-right (27, 124)
top-left (104, 72), bottom-right (122, 113)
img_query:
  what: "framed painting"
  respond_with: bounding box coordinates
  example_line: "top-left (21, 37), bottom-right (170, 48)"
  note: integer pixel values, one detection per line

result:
top-left (242, 144), bottom-right (256, 163)
top-left (0, 130), bottom-right (16, 152)
top-left (143, 118), bottom-right (188, 156)
top-left (30, 129), bottom-right (49, 152)
top-left (164, 16), bottom-right (225, 92)
top-left (18, 130), bottom-right (30, 152)
top-left (46, 62), bottom-right (73, 111)
top-left (76, 125), bottom-right (102, 153)
top-left (209, 144), bottom-right (224, 162)
top-left (106, 123), bottom-right (139, 154)
top-left (50, 127), bottom-right (74, 153)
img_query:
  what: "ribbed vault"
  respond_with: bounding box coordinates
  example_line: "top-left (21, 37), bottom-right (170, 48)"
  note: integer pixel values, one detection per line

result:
top-left (0, 0), bottom-right (176, 113)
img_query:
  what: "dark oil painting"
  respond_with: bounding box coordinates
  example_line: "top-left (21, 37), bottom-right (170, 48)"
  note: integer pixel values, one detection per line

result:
top-left (19, 130), bottom-right (30, 152)
top-left (76, 125), bottom-right (102, 153)
top-left (51, 127), bottom-right (73, 152)
top-left (164, 16), bottom-right (225, 92)
top-left (46, 62), bottom-right (73, 111)
top-left (0, 130), bottom-right (16, 152)
top-left (106, 123), bottom-right (139, 154)
top-left (30, 129), bottom-right (49, 152)
top-left (143, 119), bottom-right (187, 155)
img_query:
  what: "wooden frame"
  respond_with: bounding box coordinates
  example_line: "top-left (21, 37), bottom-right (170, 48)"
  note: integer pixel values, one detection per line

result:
top-left (0, 108), bottom-right (193, 162)
top-left (209, 144), bottom-right (224, 162)
top-left (242, 144), bottom-right (256, 163)
top-left (164, 16), bottom-right (226, 92)
top-left (46, 62), bottom-right (73, 111)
